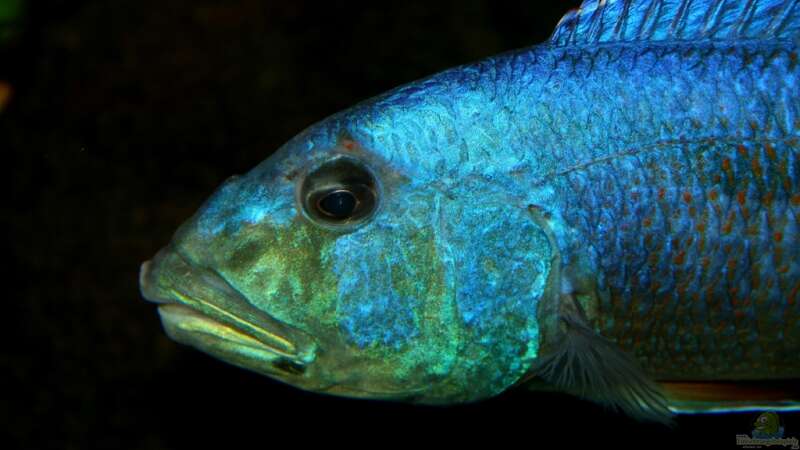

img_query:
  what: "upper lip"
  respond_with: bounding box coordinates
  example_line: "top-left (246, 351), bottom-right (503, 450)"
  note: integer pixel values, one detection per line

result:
top-left (139, 245), bottom-right (316, 365)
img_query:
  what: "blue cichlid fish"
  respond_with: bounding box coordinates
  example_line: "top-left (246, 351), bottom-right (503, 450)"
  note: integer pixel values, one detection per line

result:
top-left (140, 0), bottom-right (800, 422)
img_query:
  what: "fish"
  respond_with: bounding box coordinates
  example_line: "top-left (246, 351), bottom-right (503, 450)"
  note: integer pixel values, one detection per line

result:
top-left (140, 0), bottom-right (800, 423)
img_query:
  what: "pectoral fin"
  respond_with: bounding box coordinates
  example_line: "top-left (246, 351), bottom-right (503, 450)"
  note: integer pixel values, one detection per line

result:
top-left (529, 299), bottom-right (672, 424)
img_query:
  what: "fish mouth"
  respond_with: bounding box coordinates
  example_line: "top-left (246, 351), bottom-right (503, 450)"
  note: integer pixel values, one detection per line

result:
top-left (139, 246), bottom-right (317, 377)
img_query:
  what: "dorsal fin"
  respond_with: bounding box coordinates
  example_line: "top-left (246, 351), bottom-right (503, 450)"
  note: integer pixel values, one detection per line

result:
top-left (550, 0), bottom-right (800, 46)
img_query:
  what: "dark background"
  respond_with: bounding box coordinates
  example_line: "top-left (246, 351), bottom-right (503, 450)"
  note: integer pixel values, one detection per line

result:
top-left (6, 1), bottom-right (796, 448)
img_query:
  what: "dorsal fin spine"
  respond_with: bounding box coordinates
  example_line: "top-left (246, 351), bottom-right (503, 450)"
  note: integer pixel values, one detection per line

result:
top-left (586, 1), bottom-right (606, 43)
top-left (735, 0), bottom-right (760, 36)
top-left (637, 1), bottom-right (662, 41)
top-left (611, 0), bottom-right (632, 40)
top-left (769, 0), bottom-right (799, 37)
top-left (701, 0), bottom-right (727, 38)
top-left (669, 0), bottom-right (692, 38)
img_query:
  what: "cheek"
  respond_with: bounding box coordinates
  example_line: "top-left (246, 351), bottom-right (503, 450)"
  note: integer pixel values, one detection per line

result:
top-left (331, 223), bottom-right (449, 349)
top-left (213, 221), bottom-right (341, 330)
top-left (328, 216), bottom-right (461, 381)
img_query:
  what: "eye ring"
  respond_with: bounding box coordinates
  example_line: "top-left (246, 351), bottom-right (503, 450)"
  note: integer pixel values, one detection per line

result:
top-left (300, 157), bottom-right (379, 228)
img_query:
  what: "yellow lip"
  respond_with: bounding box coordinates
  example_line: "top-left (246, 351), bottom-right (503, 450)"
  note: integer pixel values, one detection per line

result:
top-left (140, 247), bottom-right (317, 373)
top-left (156, 303), bottom-right (299, 370)
top-left (161, 287), bottom-right (297, 357)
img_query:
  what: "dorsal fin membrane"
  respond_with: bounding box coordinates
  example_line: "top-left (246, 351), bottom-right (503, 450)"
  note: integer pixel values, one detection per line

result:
top-left (550, 0), bottom-right (800, 46)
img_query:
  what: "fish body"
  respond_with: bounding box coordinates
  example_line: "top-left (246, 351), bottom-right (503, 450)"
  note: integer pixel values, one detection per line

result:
top-left (141, 0), bottom-right (800, 421)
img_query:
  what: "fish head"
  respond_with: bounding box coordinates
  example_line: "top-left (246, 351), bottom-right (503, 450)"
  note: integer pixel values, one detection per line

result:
top-left (755, 412), bottom-right (780, 432)
top-left (140, 115), bottom-right (553, 403)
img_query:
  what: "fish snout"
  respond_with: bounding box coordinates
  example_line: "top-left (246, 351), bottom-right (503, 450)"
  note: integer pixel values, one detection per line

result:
top-left (139, 259), bottom-right (166, 305)
top-left (138, 245), bottom-right (318, 376)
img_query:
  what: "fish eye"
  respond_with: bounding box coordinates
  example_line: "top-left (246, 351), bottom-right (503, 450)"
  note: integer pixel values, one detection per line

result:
top-left (300, 157), bottom-right (378, 227)
top-left (317, 189), bottom-right (358, 219)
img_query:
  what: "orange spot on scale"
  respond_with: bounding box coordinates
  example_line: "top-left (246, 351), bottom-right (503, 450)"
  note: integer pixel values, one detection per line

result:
top-left (774, 232), bottom-right (784, 243)
top-left (727, 260), bottom-right (737, 280)
top-left (792, 194), bottom-right (800, 206)
top-left (737, 191), bottom-right (746, 205)
top-left (701, 257), bottom-right (710, 269)
top-left (778, 265), bottom-right (790, 274)
top-left (765, 142), bottom-right (777, 161)
top-left (689, 206), bottom-right (696, 217)
top-left (709, 190), bottom-right (718, 201)
top-left (696, 222), bottom-right (706, 232)
top-left (722, 220), bottom-right (733, 235)
top-left (683, 192), bottom-right (692, 204)
top-left (642, 217), bottom-right (652, 227)
top-left (789, 282), bottom-right (800, 306)
top-left (648, 252), bottom-right (660, 265)
top-left (735, 310), bottom-right (745, 320)
top-left (0, 81), bottom-right (11, 112)
top-left (658, 187), bottom-right (666, 200)
top-left (673, 250), bottom-right (686, 265)
top-left (764, 191), bottom-right (774, 207)
top-left (722, 158), bottom-right (731, 171)
top-left (751, 156), bottom-right (763, 178)
top-left (737, 144), bottom-right (748, 156)
top-left (342, 140), bottom-right (355, 150)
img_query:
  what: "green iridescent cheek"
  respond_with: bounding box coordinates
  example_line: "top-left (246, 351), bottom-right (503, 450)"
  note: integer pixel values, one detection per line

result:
top-left (207, 220), bottom-right (343, 332)
top-left (187, 208), bottom-right (463, 397)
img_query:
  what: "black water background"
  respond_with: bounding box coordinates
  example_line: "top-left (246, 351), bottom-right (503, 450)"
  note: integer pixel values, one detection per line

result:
top-left (6, 1), bottom-right (790, 448)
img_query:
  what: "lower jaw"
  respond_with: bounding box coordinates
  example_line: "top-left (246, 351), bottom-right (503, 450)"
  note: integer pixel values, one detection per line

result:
top-left (158, 304), bottom-right (304, 377)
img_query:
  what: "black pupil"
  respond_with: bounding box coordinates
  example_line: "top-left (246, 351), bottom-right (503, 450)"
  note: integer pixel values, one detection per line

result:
top-left (319, 190), bottom-right (357, 219)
